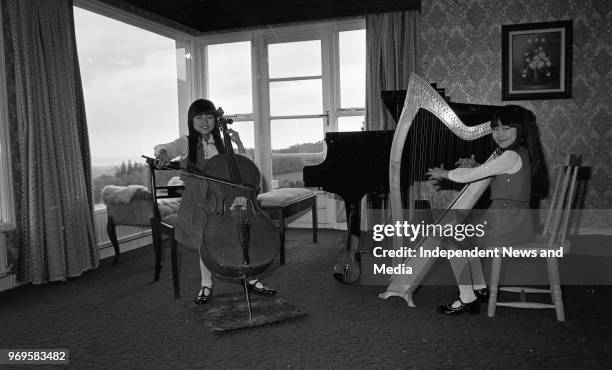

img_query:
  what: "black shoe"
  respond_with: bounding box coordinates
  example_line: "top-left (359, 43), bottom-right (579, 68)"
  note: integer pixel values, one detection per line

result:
top-left (247, 280), bottom-right (276, 297)
top-left (474, 288), bottom-right (490, 303)
top-left (437, 298), bottom-right (480, 315)
top-left (455, 288), bottom-right (490, 303)
top-left (193, 286), bottom-right (212, 305)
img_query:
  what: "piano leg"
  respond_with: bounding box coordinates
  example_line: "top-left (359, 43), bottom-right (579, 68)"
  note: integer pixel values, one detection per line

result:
top-left (332, 202), bottom-right (362, 283)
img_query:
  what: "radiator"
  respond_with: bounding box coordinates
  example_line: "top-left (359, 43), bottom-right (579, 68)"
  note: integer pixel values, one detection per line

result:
top-left (0, 232), bottom-right (9, 277)
top-left (93, 207), bottom-right (150, 247)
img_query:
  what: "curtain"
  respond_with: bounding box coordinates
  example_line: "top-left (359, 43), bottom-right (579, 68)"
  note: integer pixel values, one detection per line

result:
top-left (365, 11), bottom-right (421, 131)
top-left (362, 10), bottom-right (421, 231)
top-left (6, 0), bottom-right (98, 283)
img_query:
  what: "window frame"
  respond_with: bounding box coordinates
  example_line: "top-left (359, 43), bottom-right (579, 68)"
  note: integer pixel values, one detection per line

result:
top-left (334, 25), bottom-right (367, 125)
top-left (74, 0), bottom-right (198, 132)
top-left (195, 18), bottom-right (365, 191)
top-left (74, 0), bottom-right (198, 212)
top-left (263, 28), bottom-right (329, 161)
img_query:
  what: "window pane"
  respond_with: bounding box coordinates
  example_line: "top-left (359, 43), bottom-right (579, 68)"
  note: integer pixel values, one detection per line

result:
top-left (227, 121), bottom-right (255, 159)
top-left (339, 30), bottom-right (365, 108)
top-left (208, 42), bottom-right (252, 114)
top-left (271, 118), bottom-right (324, 152)
top-left (74, 7), bottom-right (186, 205)
top-left (270, 79), bottom-right (322, 116)
top-left (268, 40), bottom-right (321, 78)
top-left (338, 116), bottom-right (365, 132)
top-left (272, 156), bottom-right (324, 189)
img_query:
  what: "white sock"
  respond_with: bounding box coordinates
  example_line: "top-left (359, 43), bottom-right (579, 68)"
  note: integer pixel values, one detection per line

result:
top-left (458, 285), bottom-right (477, 305)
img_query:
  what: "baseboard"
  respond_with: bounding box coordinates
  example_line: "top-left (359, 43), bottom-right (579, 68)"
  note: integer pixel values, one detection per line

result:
top-left (98, 234), bottom-right (153, 262)
top-left (0, 273), bottom-right (20, 293)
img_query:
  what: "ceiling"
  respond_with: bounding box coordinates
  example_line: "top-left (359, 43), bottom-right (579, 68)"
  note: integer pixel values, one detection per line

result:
top-left (111, 0), bottom-right (421, 33)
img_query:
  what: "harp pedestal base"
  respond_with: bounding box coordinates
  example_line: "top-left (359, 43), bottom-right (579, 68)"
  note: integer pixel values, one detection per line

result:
top-left (378, 290), bottom-right (416, 307)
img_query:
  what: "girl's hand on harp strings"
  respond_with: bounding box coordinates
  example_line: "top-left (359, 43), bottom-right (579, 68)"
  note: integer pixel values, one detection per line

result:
top-left (455, 154), bottom-right (478, 168)
top-left (426, 164), bottom-right (449, 181)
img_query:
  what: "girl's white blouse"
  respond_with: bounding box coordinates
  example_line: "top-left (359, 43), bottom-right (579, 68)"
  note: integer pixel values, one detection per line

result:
top-left (154, 135), bottom-right (219, 160)
top-left (448, 150), bottom-right (522, 183)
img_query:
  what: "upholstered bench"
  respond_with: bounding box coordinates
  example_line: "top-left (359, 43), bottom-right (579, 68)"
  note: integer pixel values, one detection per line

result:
top-left (256, 188), bottom-right (317, 265)
top-left (102, 185), bottom-right (181, 265)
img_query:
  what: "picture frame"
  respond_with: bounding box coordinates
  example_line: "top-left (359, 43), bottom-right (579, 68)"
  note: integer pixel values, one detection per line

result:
top-left (501, 20), bottom-right (573, 101)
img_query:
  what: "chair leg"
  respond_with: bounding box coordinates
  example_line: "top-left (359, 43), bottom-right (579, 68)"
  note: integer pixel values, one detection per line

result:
top-left (106, 216), bottom-right (120, 265)
top-left (488, 256), bottom-right (502, 318)
top-left (279, 209), bottom-right (286, 265)
top-left (151, 220), bottom-right (163, 282)
top-left (311, 196), bottom-right (318, 243)
top-left (547, 256), bottom-right (565, 321)
top-left (171, 238), bottom-right (180, 299)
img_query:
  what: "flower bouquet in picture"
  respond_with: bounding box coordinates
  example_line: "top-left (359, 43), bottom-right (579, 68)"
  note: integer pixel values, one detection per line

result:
top-left (503, 20), bottom-right (571, 100)
top-left (509, 28), bottom-right (564, 92)
top-left (520, 37), bottom-right (553, 87)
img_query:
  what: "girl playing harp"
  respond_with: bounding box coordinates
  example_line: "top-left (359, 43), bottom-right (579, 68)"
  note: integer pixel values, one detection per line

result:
top-left (426, 104), bottom-right (546, 315)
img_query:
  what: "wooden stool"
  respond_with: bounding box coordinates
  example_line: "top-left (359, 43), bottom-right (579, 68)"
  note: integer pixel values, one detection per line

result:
top-left (257, 188), bottom-right (317, 265)
top-left (102, 185), bottom-right (154, 265)
top-left (102, 184), bottom-right (181, 267)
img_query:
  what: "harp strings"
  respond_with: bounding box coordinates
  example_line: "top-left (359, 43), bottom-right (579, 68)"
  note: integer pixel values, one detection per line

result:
top-left (404, 105), bottom-right (493, 226)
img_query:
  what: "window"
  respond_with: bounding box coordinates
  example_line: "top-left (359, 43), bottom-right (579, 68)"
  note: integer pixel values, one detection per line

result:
top-left (197, 20), bottom-right (365, 194)
top-left (206, 41), bottom-right (255, 157)
top-left (73, 5), bottom-right (192, 207)
top-left (268, 38), bottom-right (326, 188)
top-left (337, 29), bottom-right (366, 132)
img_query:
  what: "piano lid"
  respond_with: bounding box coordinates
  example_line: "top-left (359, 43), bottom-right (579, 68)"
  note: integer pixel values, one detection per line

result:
top-left (303, 130), bottom-right (395, 203)
top-left (381, 90), bottom-right (503, 125)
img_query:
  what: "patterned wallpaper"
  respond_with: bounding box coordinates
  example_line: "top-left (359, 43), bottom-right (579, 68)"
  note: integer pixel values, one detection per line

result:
top-left (420, 0), bottom-right (612, 211)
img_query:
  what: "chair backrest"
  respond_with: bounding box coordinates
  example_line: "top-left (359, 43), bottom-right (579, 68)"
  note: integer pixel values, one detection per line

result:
top-left (142, 156), bottom-right (185, 220)
top-left (541, 154), bottom-right (582, 249)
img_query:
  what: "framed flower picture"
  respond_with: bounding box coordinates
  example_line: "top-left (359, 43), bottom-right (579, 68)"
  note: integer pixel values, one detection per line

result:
top-left (502, 20), bottom-right (573, 100)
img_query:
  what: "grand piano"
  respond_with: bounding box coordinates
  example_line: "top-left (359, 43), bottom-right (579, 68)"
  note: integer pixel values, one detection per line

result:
top-left (303, 84), bottom-right (502, 283)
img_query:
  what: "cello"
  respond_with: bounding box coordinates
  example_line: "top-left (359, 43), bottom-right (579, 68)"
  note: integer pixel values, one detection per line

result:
top-left (184, 109), bottom-right (279, 321)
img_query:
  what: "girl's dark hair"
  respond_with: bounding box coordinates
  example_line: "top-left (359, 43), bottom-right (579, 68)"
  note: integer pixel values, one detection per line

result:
top-left (491, 104), bottom-right (548, 199)
top-left (186, 99), bottom-right (225, 168)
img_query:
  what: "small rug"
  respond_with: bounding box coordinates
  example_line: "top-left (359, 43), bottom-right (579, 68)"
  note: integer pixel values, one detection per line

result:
top-left (187, 293), bottom-right (307, 333)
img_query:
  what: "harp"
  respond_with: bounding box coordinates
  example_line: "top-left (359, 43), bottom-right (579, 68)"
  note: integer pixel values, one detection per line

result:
top-left (378, 73), bottom-right (498, 306)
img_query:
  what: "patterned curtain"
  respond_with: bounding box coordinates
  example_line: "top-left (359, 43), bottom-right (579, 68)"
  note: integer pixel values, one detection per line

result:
top-left (362, 11), bottom-right (421, 232)
top-left (365, 11), bottom-right (421, 131)
top-left (6, 0), bottom-right (98, 283)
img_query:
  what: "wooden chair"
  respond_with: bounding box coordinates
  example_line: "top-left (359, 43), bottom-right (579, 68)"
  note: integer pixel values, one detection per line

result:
top-left (256, 188), bottom-right (317, 265)
top-left (143, 156), bottom-right (184, 299)
top-left (487, 154), bottom-right (582, 321)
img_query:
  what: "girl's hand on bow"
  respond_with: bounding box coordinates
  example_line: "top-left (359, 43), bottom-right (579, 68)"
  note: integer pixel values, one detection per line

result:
top-left (155, 149), bottom-right (170, 169)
